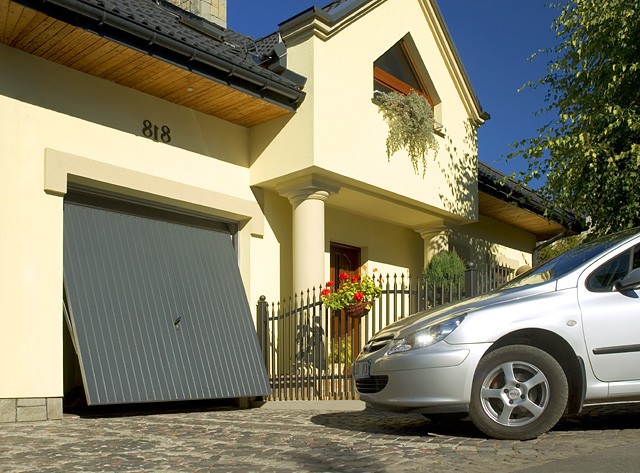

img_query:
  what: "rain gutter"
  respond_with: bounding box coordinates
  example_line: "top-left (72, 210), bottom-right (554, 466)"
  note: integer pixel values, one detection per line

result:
top-left (13, 0), bottom-right (306, 110)
top-left (478, 161), bottom-right (585, 234)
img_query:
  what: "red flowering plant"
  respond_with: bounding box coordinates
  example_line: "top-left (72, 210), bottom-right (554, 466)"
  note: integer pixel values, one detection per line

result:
top-left (320, 271), bottom-right (382, 311)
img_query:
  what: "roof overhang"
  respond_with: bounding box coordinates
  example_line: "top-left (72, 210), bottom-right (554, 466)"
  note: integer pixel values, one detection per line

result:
top-left (1, 0), bottom-right (306, 127)
top-left (478, 162), bottom-right (585, 241)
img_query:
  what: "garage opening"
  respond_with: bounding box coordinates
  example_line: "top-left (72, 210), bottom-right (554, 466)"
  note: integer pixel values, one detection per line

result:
top-left (62, 192), bottom-right (270, 406)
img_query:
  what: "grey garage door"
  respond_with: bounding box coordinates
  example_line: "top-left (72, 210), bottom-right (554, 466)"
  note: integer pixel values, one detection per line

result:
top-left (63, 196), bottom-right (270, 405)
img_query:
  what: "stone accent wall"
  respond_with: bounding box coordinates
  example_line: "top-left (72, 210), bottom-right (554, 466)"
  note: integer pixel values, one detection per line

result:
top-left (209, 0), bottom-right (226, 26)
top-left (0, 398), bottom-right (63, 423)
top-left (166, 0), bottom-right (227, 27)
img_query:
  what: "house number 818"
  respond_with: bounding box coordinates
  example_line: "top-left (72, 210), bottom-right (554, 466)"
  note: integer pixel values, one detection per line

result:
top-left (142, 119), bottom-right (172, 143)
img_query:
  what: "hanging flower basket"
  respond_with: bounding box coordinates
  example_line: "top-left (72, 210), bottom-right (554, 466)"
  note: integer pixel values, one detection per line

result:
top-left (344, 301), bottom-right (371, 319)
top-left (320, 271), bottom-right (382, 316)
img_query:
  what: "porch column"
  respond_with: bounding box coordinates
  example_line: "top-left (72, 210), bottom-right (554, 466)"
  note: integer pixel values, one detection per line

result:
top-left (415, 224), bottom-right (451, 268)
top-left (278, 177), bottom-right (340, 293)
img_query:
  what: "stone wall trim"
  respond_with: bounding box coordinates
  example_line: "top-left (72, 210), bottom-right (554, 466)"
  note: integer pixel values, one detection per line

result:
top-left (0, 398), bottom-right (63, 423)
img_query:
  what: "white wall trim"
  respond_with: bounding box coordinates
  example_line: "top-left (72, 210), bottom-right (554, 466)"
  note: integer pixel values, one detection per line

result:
top-left (43, 148), bottom-right (265, 236)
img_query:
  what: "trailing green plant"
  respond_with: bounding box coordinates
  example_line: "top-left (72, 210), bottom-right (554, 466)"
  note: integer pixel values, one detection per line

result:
top-left (422, 251), bottom-right (465, 289)
top-left (320, 272), bottom-right (382, 311)
top-left (374, 90), bottom-right (439, 176)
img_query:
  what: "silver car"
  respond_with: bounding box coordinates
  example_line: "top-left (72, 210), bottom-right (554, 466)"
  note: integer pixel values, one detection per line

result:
top-left (354, 228), bottom-right (640, 440)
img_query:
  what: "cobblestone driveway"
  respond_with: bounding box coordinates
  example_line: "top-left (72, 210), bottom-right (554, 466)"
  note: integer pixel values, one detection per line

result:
top-left (1, 401), bottom-right (640, 472)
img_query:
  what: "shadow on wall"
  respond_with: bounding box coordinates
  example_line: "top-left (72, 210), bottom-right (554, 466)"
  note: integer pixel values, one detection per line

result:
top-left (435, 118), bottom-right (506, 269)
top-left (437, 118), bottom-right (477, 221)
top-left (252, 189), bottom-right (294, 298)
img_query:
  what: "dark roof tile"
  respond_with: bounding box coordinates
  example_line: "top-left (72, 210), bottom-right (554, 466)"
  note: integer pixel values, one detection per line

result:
top-left (17, 0), bottom-right (306, 107)
top-left (478, 161), bottom-right (585, 233)
top-left (322, 0), bottom-right (352, 13)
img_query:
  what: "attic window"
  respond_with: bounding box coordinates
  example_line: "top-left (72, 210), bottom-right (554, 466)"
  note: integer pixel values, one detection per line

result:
top-left (374, 40), bottom-right (433, 106)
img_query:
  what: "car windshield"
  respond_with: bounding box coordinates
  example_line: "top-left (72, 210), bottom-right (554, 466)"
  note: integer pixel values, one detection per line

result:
top-left (500, 228), bottom-right (639, 291)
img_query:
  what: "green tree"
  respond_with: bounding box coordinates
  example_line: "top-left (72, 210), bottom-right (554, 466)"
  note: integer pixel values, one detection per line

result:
top-left (511, 0), bottom-right (640, 235)
top-left (537, 234), bottom-right (585, 264)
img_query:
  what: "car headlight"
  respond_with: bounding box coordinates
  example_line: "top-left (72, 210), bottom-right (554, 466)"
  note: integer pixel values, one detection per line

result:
top-left (386, 314), bottom-right (466, 355)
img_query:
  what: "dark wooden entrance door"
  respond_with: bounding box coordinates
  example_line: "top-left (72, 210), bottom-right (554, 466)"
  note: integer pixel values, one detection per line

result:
top-left (329, 243), bottom-right (362, 364)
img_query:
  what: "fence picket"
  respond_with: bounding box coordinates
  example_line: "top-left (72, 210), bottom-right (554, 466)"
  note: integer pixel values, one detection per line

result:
top-left (257, 263), bottom-right (514, 401)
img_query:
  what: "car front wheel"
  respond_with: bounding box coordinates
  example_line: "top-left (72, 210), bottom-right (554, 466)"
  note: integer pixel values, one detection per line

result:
top-left (469, 345), bottom-right (568, 440)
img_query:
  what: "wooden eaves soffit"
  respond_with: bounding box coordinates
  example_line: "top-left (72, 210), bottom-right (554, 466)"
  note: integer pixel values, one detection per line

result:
top-left (0, 0), bottom-right (306, 127)
top-left (478, 162), bottom-right (585, 242)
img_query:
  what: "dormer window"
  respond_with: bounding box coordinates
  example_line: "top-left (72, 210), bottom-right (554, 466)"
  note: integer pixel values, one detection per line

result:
top-left (374, 40), bottom-right (434, 106)
top-left (373, 38), bottom-right (442, 175)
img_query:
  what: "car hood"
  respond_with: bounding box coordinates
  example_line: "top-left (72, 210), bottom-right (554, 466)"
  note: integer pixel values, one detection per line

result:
top-left (371, 281), bottom-right (558, 340)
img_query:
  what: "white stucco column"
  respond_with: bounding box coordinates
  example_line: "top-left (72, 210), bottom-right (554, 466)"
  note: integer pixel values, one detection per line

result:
top-left (278, 177), bottom-right (340, 293)
top-left (415, 223), bottom-right (451, 268)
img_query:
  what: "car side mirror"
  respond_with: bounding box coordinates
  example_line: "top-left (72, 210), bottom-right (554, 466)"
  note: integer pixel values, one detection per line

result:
top-left (614, 267), bottom-right (640, 292)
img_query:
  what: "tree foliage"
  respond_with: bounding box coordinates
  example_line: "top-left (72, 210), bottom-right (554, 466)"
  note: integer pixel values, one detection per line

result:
top-left (537, 234), bottom-right (586, 264)
top-left (511, 0), bottom-right (640, 235)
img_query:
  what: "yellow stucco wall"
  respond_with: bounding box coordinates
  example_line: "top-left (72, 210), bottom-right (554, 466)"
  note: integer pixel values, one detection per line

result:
top-left (250, 190), bottom-right (293, 301)
top-left (456, 216), bottom-right (536, 270)
top-left (0, 44), bottom-right (268, 399)
top-left (326, 207), bottom-right (424, 282)
top-left (0, 0), bottom-right (540, 403)
top-left (250, 0), bottom-right (481, 225)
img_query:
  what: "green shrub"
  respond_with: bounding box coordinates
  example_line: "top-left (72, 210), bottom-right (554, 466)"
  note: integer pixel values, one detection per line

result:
top-left (423, 251), bottom-right (465, 289)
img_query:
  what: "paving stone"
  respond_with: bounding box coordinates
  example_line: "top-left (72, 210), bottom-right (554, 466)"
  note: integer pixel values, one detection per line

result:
top-left (0, 403), bottom-right (639, 472)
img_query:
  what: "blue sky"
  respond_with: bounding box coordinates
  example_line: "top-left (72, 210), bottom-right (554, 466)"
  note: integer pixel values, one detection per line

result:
top-left (227, 1), bottom-right (559, 181)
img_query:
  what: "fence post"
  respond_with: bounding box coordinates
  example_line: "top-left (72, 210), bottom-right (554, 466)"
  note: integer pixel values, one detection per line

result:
top-left (257, 295), bottom-right (269, 366)
top-left (464, 262), bottom-right (477, 298)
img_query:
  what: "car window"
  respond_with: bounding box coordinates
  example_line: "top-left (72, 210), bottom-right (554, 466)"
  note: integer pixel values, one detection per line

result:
top-left (587, 245), bottom-right (640, 292)
top-left (500, 228), bottom-right (640, 291)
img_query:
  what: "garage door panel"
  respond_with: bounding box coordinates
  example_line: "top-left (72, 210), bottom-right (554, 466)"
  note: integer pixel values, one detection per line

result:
top-left (164, 224), bottom-right (222, 398)
top-left (65, 206), bottom-right (177, 403)
top-left (64, 207), bottom-right (130, 404)
top-left (107, 214), bottom-right (180, 403)
top-left (64, 200), bottom-right (270, 405)
top-left (163, 220), bottom-right (269, 399)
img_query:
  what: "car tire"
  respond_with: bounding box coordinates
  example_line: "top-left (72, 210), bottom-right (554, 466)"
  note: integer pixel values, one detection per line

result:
top-left (469, 345), bottom-right (568, 440)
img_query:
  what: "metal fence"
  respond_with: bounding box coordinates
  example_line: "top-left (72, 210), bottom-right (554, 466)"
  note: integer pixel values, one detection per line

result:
top-left (256, 264), bottom-right (514, 401)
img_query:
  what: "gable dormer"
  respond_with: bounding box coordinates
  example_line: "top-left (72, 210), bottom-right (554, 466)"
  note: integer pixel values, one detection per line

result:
top-left (374, 35), bottom-right (442, 126)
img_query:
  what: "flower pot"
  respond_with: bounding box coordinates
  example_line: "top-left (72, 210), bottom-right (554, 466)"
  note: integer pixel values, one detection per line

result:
top-left (344, 301), bottom-right (369, 319)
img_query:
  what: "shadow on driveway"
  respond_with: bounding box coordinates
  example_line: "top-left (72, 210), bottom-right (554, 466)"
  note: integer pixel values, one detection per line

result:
top-left (311, 403), bottom-right (640, 440)
top-left (310, 409), bottom-right (486, 439)
top-left (554, 403), bottom-right (640, 432)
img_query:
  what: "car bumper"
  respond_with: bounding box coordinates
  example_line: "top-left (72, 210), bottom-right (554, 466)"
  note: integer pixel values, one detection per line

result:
top-left (354, 341), bottom-right (491, 413)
